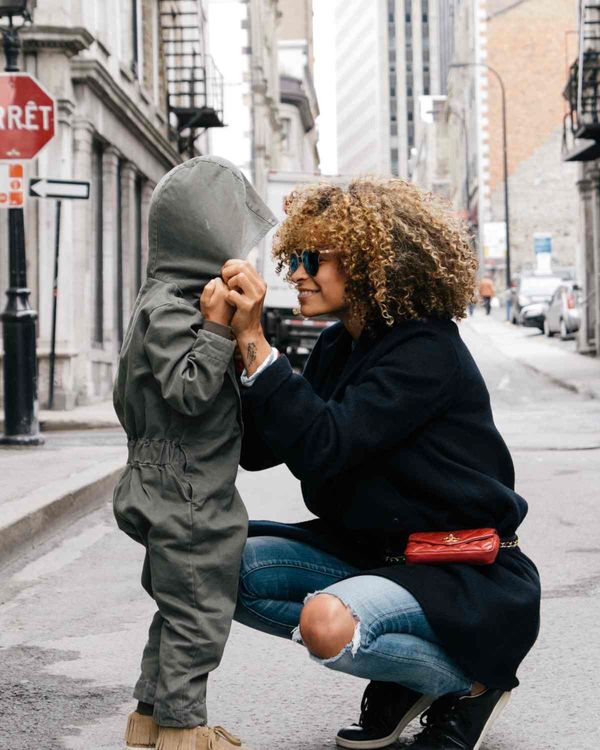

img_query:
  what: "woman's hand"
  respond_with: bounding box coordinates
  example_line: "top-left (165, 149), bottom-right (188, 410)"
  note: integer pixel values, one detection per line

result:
top-left (200, 277), bottom-right (234, 327)
top-left (221, 259), bottom-right (267, 337)
top-left (221, 259), bottom-right (272, 377)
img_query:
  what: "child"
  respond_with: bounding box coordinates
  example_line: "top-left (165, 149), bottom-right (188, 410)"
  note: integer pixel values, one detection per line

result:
top-left (112, 156), bottom-right (277, 750)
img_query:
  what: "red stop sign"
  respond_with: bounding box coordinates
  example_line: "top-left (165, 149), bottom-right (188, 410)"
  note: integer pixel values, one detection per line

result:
top-left (0, 73), bottom-right (56, 161)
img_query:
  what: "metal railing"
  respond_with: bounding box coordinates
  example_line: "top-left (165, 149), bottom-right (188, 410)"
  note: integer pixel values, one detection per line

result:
top-left (159, 0), bottom-right (224, 141)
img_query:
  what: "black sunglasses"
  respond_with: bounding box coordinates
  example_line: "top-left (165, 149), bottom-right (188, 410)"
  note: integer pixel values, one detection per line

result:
top-left (288, 249), bottom-right (336, 277)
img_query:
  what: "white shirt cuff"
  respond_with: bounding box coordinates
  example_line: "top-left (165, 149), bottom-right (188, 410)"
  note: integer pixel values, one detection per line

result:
top-left (240, 346), bottom-right (280, 387)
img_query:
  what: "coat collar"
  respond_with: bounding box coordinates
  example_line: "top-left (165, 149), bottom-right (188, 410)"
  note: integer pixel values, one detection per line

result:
top-left (320, 319), bottom-right (391, 399)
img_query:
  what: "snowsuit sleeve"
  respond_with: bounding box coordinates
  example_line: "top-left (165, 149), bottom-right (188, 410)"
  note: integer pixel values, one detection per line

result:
top-left (144, 300), bottom-right (235, 417)
top-left (240, 330), bottom-right (460, 484)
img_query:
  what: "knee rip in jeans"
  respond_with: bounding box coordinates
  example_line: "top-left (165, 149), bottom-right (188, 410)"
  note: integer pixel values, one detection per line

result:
top-left (291, 590), bottom-right (361, 665)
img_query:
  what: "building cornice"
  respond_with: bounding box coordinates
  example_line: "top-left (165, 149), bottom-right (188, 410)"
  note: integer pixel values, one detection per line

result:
top-left (280, 75), bottom-right (315, 132)
top-left (20, 26), bottom-right (95, 57)
top-left (70, 58), bottom-right (180, 169)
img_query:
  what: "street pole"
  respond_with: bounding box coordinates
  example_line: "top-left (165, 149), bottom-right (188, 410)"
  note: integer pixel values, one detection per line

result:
top-left (0, 15), bottom-right (43, 445)
top-left (449, 61), bottom-right (512, 320)
top-left (48, 200), bottom-right (61, 410)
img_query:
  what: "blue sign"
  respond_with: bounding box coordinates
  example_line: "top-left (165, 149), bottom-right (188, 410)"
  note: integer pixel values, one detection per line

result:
top-left (534, 233), bottom-right (552, 254)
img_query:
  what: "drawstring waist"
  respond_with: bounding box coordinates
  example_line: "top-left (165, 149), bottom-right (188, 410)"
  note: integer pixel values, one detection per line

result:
top-left (127, 439), bottom-right (187, 468)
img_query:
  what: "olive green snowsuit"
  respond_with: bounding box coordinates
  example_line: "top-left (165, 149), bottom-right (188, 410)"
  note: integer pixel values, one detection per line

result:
top-left (112, 156), bottom-right (277, 728)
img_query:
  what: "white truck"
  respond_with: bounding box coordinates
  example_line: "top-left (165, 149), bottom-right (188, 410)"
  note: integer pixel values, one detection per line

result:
top-left (258, 170), bottom-right (349, 368)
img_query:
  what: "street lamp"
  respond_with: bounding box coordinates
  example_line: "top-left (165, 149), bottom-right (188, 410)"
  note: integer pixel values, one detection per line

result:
top-left (449, 62), bottom-right (512, 320)
top-left (0, 0), bottom-right (43, 445)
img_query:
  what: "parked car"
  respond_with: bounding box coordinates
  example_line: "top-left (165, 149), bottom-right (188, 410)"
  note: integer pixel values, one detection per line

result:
top-left (510, 274), bottom-right (562, 330)
top-left (543, 281), bottom-right (582, 340)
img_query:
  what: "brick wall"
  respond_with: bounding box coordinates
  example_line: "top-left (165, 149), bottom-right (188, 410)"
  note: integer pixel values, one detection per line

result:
top-left (489, 126), bottom-right (578, 272)
top-left (484, 0), bottom-right (579, 273)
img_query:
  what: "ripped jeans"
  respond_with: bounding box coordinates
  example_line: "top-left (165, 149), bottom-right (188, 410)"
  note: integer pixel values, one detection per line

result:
top-left (233, 536), bottom-right (473, 697)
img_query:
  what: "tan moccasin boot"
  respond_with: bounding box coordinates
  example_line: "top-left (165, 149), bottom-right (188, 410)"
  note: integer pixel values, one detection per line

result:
top-left (125, 710), bottom-right (159, 748)
top-left (156, 724), bottom-right (249, 750)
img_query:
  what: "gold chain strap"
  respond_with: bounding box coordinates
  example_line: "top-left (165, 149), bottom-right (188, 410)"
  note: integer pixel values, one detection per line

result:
top-left (383, 536), bottom-right (520, 564)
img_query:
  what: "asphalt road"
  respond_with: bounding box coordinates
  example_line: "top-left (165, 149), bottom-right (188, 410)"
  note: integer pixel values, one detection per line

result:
top-left (1, 315), bottom-right (599, 750)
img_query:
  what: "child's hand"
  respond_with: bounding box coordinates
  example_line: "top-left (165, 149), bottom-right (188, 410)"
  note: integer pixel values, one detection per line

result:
top-left (200, 277), bottom-right (234, 326)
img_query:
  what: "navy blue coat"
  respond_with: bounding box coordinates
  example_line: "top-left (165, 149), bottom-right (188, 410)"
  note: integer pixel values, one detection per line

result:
top-left (240, 318), bottom-right (541, 690)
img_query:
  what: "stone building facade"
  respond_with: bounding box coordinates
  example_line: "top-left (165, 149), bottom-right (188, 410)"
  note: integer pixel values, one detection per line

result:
top-left (277, 0), bottom-right (319, 173)
top-left (210, 0), bottom-right (319, 184)
top-left (0, 0), bottom-right (220, 408)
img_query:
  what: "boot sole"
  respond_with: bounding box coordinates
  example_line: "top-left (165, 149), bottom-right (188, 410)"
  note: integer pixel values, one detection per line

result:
top-left (472, 691), bottom-right (511, 750)
top-left (335, 694), bottom-right (434, 749)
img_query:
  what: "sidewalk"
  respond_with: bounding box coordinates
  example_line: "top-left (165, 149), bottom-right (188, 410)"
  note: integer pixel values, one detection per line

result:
top-left (0, 398), bottom-right (120, 433)
top-left (463, 312), bottom-right (600, 399)
top-left (0, 424), bottom-right (126, 567)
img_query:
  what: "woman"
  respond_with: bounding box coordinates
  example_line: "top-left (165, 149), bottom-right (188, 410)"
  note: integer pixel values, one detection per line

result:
top-left (220, 178), bottom-right (540, 750)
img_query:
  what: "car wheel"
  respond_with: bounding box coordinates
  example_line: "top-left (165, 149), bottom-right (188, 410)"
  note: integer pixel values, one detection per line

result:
top-left (543, 319), bottom-right (554, 337)
top-left (559, 319), bottom-right (571, 341)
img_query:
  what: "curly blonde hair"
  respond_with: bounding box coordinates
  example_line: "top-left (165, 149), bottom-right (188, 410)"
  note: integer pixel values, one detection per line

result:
top-left (272, 177), bottom-right (477, 331)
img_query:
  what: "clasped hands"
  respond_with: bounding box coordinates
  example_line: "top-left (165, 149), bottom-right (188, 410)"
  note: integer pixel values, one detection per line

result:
top-left (200, 259), bottom-right (272, 376)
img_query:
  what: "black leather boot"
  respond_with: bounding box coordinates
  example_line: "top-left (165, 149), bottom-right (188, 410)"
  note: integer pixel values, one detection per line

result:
top-left (336, 681), bottom-right (432, 748)
top-left (409, 689), bottom-right (511, 749)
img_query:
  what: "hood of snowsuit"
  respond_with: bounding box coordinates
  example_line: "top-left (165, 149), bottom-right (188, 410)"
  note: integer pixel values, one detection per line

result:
top-left (146, 155), bottom-right (278, 295)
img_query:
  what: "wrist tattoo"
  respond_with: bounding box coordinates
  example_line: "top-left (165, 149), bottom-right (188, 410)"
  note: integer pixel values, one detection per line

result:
top-left (247, 342), bottom-right (257, 367)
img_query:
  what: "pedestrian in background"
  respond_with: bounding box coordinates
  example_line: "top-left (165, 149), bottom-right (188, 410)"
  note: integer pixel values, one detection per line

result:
top-left (112, 156), bottom-right (276, 750)
top-left (478, 275), bottom-right (496, 315)
top-left (222, 178), bottom-right (540, 750)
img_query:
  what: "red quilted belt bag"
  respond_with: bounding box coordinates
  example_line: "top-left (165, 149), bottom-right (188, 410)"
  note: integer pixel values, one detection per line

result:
top-left (384, 528), bottom-right (519, 566)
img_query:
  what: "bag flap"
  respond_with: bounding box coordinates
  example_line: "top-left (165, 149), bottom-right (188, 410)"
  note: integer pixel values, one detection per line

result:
top-left (408, 528), bottom-right (498, 546)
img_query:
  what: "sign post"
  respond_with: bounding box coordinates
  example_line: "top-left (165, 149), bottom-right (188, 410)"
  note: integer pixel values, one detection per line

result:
top-left (0, 19), bottom-right (56, 443)
top-left (28, 178), bottom-right (90, 409)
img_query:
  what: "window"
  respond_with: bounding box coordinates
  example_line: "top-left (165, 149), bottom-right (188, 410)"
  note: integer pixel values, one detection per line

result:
top-left (281, 117), bottom-right (292, 151)
top-left (135, 175), bottom-right (144, 292)
top-left (116, 160), bottom-right (124, 345)
top-left (92, 142), bottom-right (104, 346)
top-left (121, 0), bottom-right (143, 79)
top-left (390, 121), bottom-right (398, 135)
top-left (132, 0), bottom-right (140, 77)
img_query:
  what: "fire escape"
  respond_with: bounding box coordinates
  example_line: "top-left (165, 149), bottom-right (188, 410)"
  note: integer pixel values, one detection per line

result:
top-left (563, 1), bottom-right (600, 160)
top-left (159, 0), bottom-right (225, 155)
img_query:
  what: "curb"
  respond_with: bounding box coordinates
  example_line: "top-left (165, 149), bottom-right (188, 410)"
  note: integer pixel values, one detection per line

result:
top-left (463, 318), bottom-right (600, 400)
top-left (515, 359), bottom-right (600, 400)
top-left (0, 458), bottom-right (125, 568)
top-left (40, 418), bottom-right (121, 432)
top-left (0, 418), bottom-right (120, 433)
